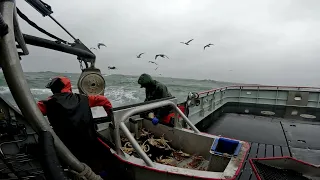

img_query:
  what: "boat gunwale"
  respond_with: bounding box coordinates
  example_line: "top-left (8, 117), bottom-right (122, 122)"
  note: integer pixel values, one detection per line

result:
top-left (198, 85), bottom-right (320, 95)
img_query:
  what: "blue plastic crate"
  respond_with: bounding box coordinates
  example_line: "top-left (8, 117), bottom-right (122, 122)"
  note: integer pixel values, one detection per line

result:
top-left (211, 137), bottom-right (242, 156)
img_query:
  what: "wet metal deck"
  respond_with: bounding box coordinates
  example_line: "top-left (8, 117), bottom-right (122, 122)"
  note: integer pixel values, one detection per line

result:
top-left (206, 114), bottom-right (287, 146)
top-left (236, 142), bottom-right (290, 180)
top-left (205, 113), bottom-right (320, 180)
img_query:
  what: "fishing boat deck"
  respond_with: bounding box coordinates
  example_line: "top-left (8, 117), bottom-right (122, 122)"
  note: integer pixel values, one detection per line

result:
top-left (205, 113), bottom-right (320, 180)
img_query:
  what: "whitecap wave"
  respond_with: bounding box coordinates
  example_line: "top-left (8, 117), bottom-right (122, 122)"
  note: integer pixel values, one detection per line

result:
top-left (104, 86), bottom-right (142, 107)
top-left (0, 85), bottom-right (144, 109)
top-left (30, 88), bottom-right (52, 95)
top-left (0, 86), bottom-right (52, 95)
top-left (0, 86), bottom-right (78, 95)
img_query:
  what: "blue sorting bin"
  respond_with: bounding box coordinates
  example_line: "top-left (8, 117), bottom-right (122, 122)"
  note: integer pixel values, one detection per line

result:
top-left (207, 137), bottom-right (242, 172)
top-left (211, 137), bottom-right (242, 156)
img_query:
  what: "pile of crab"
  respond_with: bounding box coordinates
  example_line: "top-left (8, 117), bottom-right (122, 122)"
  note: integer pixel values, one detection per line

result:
top-left (121, 128), bottom-right (206, 170)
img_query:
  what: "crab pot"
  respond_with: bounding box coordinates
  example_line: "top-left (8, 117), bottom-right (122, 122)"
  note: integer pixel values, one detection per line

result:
top-left (207, 137), bottom-right (242, 172)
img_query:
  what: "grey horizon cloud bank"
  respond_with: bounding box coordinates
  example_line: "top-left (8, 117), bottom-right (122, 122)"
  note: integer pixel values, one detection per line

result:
top-left (15, 0), bottom-right (320, 86)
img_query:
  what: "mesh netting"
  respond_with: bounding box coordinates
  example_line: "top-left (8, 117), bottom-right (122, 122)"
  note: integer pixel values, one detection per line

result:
top-left (252, 161), bottom-right (312, 180)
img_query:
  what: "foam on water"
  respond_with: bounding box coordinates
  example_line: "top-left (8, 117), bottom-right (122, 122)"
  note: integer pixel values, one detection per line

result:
top-left (0, 86), bottom-right (52, 95)
top-left (30, 88), bottom-right (52, 95)
top-left (1, 86), bottom-right (141, 103)
top-left (104, 86), bottom-right (143, 107)
top-left (0, 73), bottom-right (235, 118)
top-left (0, 86), bottom-right (143, 117)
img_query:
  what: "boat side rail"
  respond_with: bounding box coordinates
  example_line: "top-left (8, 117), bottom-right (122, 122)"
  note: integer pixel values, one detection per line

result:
top-left (112, 99), bottom-right (200, 167)
top-left (198, 85), bottom-right (320, 97)
top-left (187, 85), bottom-right (320, 124)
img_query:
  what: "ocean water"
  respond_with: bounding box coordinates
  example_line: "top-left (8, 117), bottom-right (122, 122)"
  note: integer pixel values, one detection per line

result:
top-left (0, 72), bottom-right (236, 116)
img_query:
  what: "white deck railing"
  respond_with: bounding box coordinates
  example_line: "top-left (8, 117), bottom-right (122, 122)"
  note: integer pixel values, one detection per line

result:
top-left (187, 85), bottom-right (320, 125)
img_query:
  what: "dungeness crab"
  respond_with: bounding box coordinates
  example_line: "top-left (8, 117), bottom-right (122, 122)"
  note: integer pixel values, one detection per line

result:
top-left (140, 140), bottom-right (150, 153)
top-left (148, 135), bottom-right (172, 150)
top-left (120, 128), bottom-right (205, 170)
top-left (156, 155), bottom-right (177, 166)
top-left (121, 142), bottom-right (134, 155)
top-left (172, 150), bottom-right (190, 161)
top-left (188, 155), bottom-right (205, 168)
top-left (140, 128), bottom-right (152, 139)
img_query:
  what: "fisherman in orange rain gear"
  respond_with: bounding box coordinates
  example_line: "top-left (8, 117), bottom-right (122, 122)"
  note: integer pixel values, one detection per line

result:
top-left (37, 76), bottom-right (113, 173)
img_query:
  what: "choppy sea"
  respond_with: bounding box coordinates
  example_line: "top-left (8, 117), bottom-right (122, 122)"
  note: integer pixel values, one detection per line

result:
top-left (0, 72), bottom-right (238, 117)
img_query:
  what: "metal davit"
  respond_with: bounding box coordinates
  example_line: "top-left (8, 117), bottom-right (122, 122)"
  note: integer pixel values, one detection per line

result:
top-left (0, 0), bottom-right (104, 179)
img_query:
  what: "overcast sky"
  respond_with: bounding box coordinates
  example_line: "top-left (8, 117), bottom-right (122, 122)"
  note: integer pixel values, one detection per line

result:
top-left (15, 0), bottom-right (320, 86)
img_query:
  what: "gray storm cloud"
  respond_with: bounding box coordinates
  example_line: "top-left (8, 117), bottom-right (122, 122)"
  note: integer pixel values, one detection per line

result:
top-left (14, 0), bottom-right (320, 86)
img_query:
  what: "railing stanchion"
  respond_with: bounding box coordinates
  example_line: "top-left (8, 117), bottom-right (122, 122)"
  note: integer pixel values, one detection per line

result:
top-left (199, 98), bottom-right (204, 117)
top-left (238, 86), bottom-right (242, 103)
top-left (276, 87), bottom-right (279, 105)
top-left (256, 86), bottom-right (259, 104)
top-left (317, 93), bottom-right (320, 108)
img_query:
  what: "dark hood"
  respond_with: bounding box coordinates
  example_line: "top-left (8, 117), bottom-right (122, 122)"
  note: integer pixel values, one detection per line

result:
top-left (46, 76), bottom-right (72, 94)
top-left (138, 73), bottom-right (155, 88)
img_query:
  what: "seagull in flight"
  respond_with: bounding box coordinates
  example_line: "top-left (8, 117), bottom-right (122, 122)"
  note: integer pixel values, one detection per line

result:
top-left (108, 66), bottom-right (117, 70)
top-left (155, 67), bottom-right (158, 70)
top-left (155, 54), bottom-right (169, 60)
top-left (137, 53), bottom-right (145, 58)
top-left (149, 61), bottom-right (158, 65)
top-left (204, 43), bottom-right (214, 50)
top-left (180, 39), bottom-right (194, 45)
top-left (97, 43), bottom-right (106, 49)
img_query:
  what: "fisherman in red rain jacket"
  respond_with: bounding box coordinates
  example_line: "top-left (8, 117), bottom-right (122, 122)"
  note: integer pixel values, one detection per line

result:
top-left (37, 76), bottom-right (113, 171)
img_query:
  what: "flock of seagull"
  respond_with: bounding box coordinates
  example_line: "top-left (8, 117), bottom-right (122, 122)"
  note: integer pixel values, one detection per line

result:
top-left (136, 53), bottom-right (169, 70)
top-left (90, 39), bottom-right (214, 73)
top-left (90, 43), bottom-right (116, 70)
top-left (180, 39), bottom-right (214, 50)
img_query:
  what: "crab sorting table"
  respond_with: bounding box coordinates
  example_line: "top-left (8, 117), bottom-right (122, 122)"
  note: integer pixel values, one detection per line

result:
top-left (120, 128), bottom-right (209, 170)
